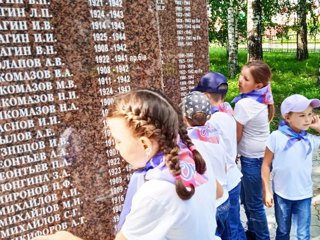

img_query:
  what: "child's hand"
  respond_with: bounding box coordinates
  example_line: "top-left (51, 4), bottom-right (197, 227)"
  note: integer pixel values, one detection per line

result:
top-left (310, 115), bottom-right (320, 132)
top-left (263, 191), bottom-right (273, 208)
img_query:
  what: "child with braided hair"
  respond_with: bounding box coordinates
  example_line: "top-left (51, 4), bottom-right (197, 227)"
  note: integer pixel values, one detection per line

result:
top-left (33, 88), bottom-right (217, 240)
top-left (181, 91), bottom-right (229, 239)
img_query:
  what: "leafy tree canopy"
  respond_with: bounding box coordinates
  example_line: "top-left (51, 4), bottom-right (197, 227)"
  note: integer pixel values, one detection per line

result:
top-left (208, 0), bottom-right (320, 45)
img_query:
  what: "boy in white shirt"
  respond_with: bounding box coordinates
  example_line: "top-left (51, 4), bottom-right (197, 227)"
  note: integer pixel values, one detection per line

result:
top-left (262, 94), bottom-right (320, 239)
top-left (192, 73), bottom-right (245, 240)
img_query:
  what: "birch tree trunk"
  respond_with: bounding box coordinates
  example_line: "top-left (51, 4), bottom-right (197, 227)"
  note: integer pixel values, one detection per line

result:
top-left (227, 0), bottom-right (239, 77)
top-left (247, 0), bottom-right (263, 61)
top-left (296, 0), bottom-right (309, 60)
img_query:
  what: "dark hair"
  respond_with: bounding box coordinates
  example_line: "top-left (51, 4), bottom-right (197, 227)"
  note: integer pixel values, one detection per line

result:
top-left (244, 60), bottom-right (275, 121)
top-left (206, 92), bottom-right (226, 102)
top-left (107, 88), bottom-right (206, 200)
top-left (185, 113), bottom-right (208, 126)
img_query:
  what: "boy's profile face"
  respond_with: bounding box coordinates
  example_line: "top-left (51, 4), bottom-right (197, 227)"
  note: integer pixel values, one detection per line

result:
top-left (285, 105), bottom-right (314, 133)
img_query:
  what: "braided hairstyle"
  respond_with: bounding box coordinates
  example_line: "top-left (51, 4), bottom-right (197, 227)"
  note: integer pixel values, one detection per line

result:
top-left (107, 88), bottom-right (207, 200)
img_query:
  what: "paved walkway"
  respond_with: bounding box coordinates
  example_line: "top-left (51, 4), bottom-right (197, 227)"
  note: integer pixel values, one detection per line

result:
top-left (240, 151), bottom-right (320, 239)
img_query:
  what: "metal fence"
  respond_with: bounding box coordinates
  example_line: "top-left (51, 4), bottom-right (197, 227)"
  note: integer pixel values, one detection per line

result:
top-left (238, 34), bottom-right (320, 53)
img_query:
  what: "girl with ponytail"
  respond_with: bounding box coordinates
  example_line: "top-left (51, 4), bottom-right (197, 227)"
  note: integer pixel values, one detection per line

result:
top-left (232, 60), bottom-right (274, 240)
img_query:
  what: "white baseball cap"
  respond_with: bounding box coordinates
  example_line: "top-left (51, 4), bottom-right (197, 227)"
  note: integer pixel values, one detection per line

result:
top-left (280, 94), bottom-right (320, 117)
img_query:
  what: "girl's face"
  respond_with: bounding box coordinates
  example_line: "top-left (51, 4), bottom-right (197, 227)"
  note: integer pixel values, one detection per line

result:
top-left (285, 106), bottom-right (314, 133)
top-left (238, 67), bottom-right (262, 93)
top-left (107, 117), bottom-right (149, 169)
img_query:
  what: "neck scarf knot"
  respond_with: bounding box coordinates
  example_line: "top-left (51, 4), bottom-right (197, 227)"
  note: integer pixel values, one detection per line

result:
top-left (232, 83), bottom-right (274, 105)
top-left (278, 120), bottom-right (312, 155)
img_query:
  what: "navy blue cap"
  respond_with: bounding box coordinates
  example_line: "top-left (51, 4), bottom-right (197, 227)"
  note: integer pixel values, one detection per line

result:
top-left (192, 72), bottom-right (228, 94)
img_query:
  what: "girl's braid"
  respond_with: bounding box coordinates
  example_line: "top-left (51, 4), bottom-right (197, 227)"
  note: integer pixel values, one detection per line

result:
top-left (178, 118), bottom-right (206, 174)
top-left (174, 97), bottom-right (207, 175)
top-left (133, 90), bottom-right (196, 200)
top-left (108, 89), bottom-right (201, 200)
top-left (144, 89), bottom-right (207, 199)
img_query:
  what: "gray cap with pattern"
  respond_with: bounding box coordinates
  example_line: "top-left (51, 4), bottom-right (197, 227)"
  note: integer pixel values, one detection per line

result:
top-left (181, 91), bottom-right (211, 120)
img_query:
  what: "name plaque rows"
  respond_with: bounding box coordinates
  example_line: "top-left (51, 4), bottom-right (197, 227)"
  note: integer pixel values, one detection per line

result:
top-left (0, 0), bottom-right (209, 239)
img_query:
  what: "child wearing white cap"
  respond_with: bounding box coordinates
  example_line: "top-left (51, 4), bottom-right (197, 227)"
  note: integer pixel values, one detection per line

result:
top-left (262, 94), bottom-right (320, 239)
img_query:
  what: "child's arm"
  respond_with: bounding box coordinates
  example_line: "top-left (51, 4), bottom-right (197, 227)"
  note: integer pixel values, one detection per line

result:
top-left (236, 121), bottom-right (244, 143)
top-left (310, 114), bottom-right (320, 133)
top-left (216, 179), bottom-right (223, 199)
top-left (261, 147), bottom-right (274, 208)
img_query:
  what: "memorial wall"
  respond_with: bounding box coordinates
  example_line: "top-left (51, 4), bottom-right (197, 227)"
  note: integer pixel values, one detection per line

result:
top-left (0, 0), bottom-right (209, 239)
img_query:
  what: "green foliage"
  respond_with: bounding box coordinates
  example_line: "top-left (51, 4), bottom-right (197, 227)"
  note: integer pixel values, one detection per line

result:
top-left (208, 0), bottom-right (229, 45)
top-left (261, 0), bottom-right (280, 27)
top-left (209, 47), bottom-right (320, 131)
top-left (208, 0), bottom-right (320, 46)
top-left (308, 2), bottom-right (320, 36)
top-left (208, 0), bottom-right (247, 45)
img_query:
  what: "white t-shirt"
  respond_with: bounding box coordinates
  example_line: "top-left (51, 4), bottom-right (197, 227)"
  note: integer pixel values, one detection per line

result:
top-left (121, 179), bottom-right (217, 240)
top-left (191, 136), bottom-right (229, 206)
top-left (208, 111), bottom-right (242, 191)
top-left (234, 98), bottom-right (269, 158)
top-left (267, 130), bottom-right (320, 200)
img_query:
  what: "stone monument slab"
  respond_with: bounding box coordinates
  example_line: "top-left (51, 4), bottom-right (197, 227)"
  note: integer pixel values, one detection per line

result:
top-left (0, 0), bottom-right (209, 239)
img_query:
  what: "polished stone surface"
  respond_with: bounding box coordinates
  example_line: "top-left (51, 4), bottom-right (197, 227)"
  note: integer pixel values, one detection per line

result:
top-left (0, 1), bottom-right (208, 239)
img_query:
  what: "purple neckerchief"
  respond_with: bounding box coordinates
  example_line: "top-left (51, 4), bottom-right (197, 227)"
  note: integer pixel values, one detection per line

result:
top-left (116, 149), bottom-right (207, 232)
top-left (278, 120), bottom-right (312, 155)
top-left (232, 84), bottom-right (274, 105)
top-left (187, 124), bottom-right (220, 144)
top-left (116, 168), bottom-right (144, 233)
top-left (210, 102), bottom-right (234, 116)
top-left (116, 153), bottom-right (166, 233)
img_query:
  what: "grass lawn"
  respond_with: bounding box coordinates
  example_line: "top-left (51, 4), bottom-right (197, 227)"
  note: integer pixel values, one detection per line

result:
top-left (209, 47), bottom-right (320, 130)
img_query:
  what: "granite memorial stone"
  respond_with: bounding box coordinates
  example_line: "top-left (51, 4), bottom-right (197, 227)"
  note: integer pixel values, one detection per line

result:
top-left (0, 0), bottom-right (209, 239)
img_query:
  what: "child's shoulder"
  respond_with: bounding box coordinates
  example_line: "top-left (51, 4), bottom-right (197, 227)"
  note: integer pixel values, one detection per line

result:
top-left (269, 129), bottom-right (288, 140)
top-left (234, 97), bottom-right (254, 105)
top-left (307, 133), bottom-right (320, 146)
top-left (268, 130), bottom-right (297, 153)
top-left (138, 180), bottom-right (176, 200)
top-left (209, 111), bottom-right (234, 125)
top-left (234, 97), bottom-right (266, 110)
top-left (307, 132), bottom-right (320, 138)
top-left (270, 129), bottom-right (281, 135)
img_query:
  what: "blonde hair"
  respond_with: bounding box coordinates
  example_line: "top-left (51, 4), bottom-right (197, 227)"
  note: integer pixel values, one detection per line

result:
top-left (107, 88), bottom-right (206, 200)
